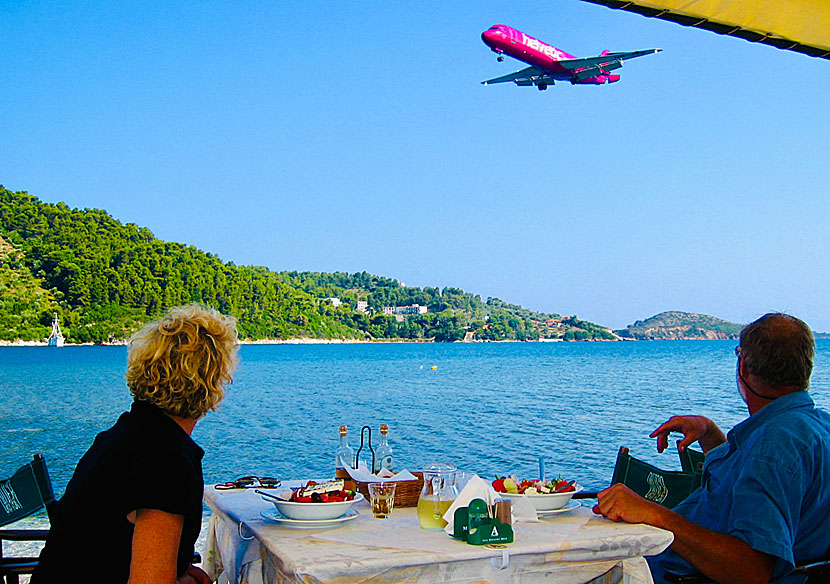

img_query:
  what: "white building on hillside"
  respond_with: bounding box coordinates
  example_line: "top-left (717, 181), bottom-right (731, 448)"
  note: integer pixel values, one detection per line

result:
top-left (382, 304), bottom-right (428, 316)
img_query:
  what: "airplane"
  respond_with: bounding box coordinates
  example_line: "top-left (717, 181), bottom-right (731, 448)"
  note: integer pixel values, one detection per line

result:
top-left (481, 24), bottom-right (661, 90)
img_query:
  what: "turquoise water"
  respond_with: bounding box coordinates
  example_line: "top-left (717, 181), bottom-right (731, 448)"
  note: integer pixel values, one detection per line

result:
top-left (4, 340), bottom-right (830, 496)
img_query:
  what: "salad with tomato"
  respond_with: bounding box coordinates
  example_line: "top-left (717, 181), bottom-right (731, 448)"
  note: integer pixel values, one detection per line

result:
top-left (289, 479), bottom-right (357, 503)
top-left (492, 476), bottom-right (576, 495)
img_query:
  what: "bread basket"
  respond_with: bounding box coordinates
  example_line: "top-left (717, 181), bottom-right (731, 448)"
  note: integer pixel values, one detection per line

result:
top-left (355, 472), bottom-right (424, 507)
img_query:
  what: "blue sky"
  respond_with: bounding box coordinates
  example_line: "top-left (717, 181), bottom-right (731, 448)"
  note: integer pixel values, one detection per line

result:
top-left (2, 1), bottom-right (829, 330)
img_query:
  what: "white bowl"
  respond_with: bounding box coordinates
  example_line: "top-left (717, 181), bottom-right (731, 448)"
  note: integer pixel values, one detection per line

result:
top-left (498, 484), bottom-right (583, 511)
top-left (264, 491), bottom-right (364, 520)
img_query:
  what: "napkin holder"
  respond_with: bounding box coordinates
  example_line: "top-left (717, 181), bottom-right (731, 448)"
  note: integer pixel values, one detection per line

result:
top-left (452, 499), bottom-right (513, 545)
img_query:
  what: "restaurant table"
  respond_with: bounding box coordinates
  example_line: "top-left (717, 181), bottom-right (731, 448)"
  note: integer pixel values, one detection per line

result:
top-left (204, 483), bottom-right (673, 584)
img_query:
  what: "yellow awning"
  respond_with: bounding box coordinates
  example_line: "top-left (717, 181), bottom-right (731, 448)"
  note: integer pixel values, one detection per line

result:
top-left (579, 0), bottom-right (830, 60)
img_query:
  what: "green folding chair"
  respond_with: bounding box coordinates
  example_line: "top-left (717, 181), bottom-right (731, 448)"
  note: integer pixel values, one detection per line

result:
top-left (666, 447), bottom-right (830, 583)
top-left (0, 454), bottom-right (56, 584)
top-left (578, 445), bottom-right (830, 582)
top-left (678, 446), bottom-right (705, 476)
top-left (574, 446), bottom-right (703, 509)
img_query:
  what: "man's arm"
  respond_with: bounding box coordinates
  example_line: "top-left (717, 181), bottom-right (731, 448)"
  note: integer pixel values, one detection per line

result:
top-left (595, 485), bottom-right (776, 584)
top-left (650, 415), bottom-right (727, 454)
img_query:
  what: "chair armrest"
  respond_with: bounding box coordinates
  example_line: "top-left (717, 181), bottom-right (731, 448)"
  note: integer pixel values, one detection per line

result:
top-left (0, 559), bottom-right (41, 575)
top-left (665, 572), bottom-right (712, 584)
top-left (792, 559), bottom-right (830, 574)
top-left (572, 491), bottom-right (598, 499)
top-left (0, 529), bottom-right (50, 541)
top-left (666, 560), bottom-right (830, 583)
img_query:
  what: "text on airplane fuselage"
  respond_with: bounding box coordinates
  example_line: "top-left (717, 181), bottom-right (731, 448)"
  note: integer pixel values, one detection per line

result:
top-left (521, 34), bottom-right (567, 61)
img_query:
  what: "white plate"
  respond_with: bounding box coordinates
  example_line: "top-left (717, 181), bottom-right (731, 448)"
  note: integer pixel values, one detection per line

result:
top-left (536, 500), bottom-right (582, 517)
top-left (260, 508), bottom-right (359, 529)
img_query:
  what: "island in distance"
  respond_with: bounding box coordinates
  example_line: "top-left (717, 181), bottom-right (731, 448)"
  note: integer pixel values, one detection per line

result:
top-left (616, 311), bottom-right (742, 340)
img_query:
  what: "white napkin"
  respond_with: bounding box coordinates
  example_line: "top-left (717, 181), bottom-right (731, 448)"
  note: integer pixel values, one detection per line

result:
top-left (509, 495), bottom-right (541, 522)
top-left (442, 475), bottom-right (498, 534)
top-left (344, 463), bottom-right (418, 483)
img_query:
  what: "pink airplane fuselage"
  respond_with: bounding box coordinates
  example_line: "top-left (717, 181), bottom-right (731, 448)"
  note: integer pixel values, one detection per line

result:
top-left (482, 24), bottom-right (621, 84)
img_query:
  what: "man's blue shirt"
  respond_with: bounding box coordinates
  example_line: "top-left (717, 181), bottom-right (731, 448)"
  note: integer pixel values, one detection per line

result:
top-left (648, 391), bottom-right (830, 583)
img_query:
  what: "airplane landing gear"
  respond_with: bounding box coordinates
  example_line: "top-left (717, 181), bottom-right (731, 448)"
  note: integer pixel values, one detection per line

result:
top-left (537, 82), bottom-right (548, 91)
top-left (497, 54), bottom-right (504, 62)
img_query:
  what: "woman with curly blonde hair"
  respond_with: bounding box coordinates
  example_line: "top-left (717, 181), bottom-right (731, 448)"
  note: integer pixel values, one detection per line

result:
top-left (33, 304), bottom-right (238, 584)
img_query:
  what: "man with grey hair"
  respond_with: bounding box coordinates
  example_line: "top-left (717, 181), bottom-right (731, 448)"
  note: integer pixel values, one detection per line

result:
top-left (594, 313), bottom-right (830, 584)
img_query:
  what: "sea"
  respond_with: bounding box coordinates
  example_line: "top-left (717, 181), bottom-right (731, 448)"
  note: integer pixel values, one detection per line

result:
top-left (3, 340), bottom-right (830, 561)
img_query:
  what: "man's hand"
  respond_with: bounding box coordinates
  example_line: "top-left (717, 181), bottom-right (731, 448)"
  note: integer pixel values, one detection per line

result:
top-left (650, 415), bottom-right (726, 454)
top-left (177, 565), bottom-right (211, 584)
top-left (593, 483), bottom-right (663, 525)
top-left (594, 483), bottom-right (775, 584)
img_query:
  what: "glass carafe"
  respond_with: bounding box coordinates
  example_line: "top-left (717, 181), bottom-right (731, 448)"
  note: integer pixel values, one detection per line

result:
top-left (417, 463), bottom-right (458, 530)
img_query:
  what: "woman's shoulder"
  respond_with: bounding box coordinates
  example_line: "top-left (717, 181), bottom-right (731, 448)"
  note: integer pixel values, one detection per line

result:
top-left (96, 407), bottom-right (202, 471)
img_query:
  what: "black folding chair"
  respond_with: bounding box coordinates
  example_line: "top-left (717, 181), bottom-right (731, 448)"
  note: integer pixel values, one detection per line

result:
top-left (0, 454), bottom-right (56, 584)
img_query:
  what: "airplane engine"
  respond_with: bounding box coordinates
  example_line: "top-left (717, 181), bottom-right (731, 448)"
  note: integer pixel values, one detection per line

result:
top-left (607, 74), bottom-right (621, 83)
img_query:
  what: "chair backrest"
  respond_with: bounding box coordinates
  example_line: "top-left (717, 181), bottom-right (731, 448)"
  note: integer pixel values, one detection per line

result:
top-left (611, 447), bottom-right (701, 509)
top-left (678, 446), bottom-right (706, 475)
top-left (0, 454), bottom-right (55, 528)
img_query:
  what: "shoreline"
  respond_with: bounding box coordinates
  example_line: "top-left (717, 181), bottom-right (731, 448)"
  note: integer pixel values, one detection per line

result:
top-left (0, 336), bottom-right (740, 347)
top-left (0, 340), bottom-right (125, 347)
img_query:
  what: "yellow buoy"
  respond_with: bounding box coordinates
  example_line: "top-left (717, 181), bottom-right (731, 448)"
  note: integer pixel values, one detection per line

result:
top-left (431, 365), bottom-right (438, 370)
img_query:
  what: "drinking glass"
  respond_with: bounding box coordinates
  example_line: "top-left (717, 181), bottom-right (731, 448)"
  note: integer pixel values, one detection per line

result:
top-left (455, 471), bottom-right (476, 493)
top-left (368, 482), bottom-right (396, 519)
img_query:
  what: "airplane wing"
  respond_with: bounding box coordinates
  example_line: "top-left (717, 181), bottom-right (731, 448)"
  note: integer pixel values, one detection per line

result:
top-left (558, 48), bottom-right (660, 83)
top-left (557, 48), bottom-right (661, 71)
top-left (481, 49), bottom-right (660, 86)
top-left (481, 66), bottom-right (545, 85)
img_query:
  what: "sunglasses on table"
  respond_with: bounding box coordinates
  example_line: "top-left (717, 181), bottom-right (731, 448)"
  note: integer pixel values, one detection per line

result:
top-left (215, 476), bottom-right (281, 490)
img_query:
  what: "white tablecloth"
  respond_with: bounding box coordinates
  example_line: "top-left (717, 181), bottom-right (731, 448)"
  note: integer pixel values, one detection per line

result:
top-left (204, 486), bottom-right (673, 584)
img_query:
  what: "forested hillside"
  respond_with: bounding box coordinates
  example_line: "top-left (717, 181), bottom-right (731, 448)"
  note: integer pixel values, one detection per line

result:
top-left (0, 187), bottom-right (616, 343)
top-left (0, 234), bottom-right (59, 340)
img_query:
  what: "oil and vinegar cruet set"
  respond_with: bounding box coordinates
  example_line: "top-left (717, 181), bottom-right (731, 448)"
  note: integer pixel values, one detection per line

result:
top-left (335, 424), bottom-right (394, 477)
top-left (334, 425), bottom-right (463, 530)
